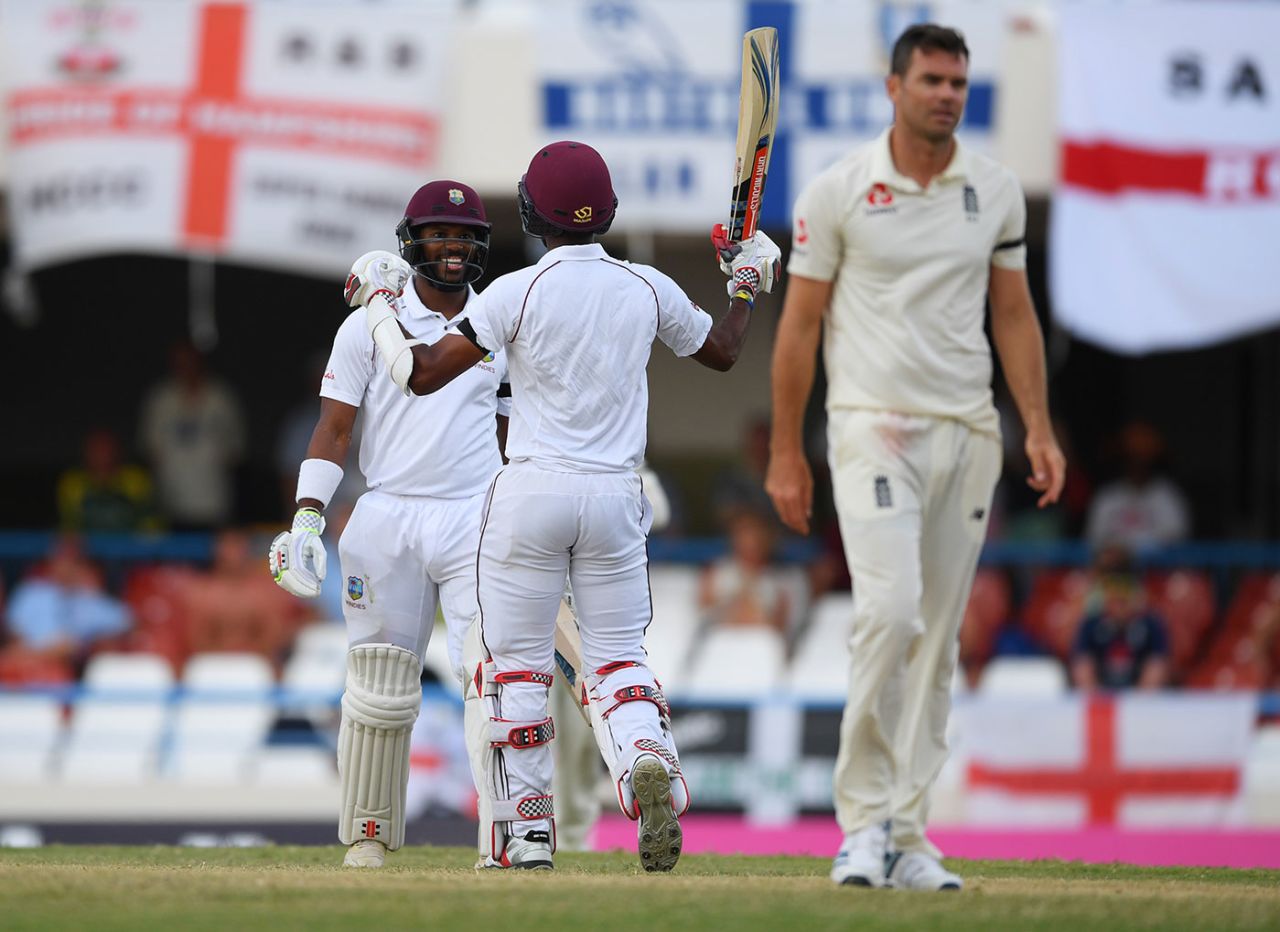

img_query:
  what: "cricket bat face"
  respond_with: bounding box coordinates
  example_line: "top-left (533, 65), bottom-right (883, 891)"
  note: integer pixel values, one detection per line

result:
top-left (728, 27), bottom-right (780, 243)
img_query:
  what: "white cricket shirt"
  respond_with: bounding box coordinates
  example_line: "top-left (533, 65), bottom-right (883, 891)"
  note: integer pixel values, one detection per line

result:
top-left (788, 128), bottom-right (1027, 437)
top-left (459, 243), bottom-right (712, 473)
top-left (320, 284), bottom-right (510, 498)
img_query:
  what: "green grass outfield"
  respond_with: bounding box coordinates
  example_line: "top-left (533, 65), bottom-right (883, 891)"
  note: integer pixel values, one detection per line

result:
top-left (2, 846), bottom-right (1278, 931)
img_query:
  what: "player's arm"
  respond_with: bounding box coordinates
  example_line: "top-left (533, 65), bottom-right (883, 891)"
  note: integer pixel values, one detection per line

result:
top-left (402, 332), bottom-right (485, 395)
top-left (496, 414), bottom-right (509, 464)
top-left (270, 397), bottom-right (356, 600)
top-left (690, 295), bottom-right (753, 371)
top-left (297, 398), bottom-right (358, 511)
top-left (692, 230), bottom-right (782, 371)
top-left (765, 274), bottom-right (831, 535)
top-left (988, 265), bottom-right (1065, 508)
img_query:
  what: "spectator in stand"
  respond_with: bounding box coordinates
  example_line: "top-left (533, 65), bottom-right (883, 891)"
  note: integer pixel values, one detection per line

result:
top-left (1084, 421), bottom-right (1190, 550)
top-left (57, 427), bottom-right (157, 532)
top-left (0, 535), bottom-right (132, 684)
top-left (698, 507), bottom-right (805, 638)
top-left (184, 528), bottom-right (311, 666)
top-left (139, 340), bottom-right (247, 530)
top-left (711, 415), bottom-right (778, 527)
top-left (1070, 545), bottom-right (1170, 691)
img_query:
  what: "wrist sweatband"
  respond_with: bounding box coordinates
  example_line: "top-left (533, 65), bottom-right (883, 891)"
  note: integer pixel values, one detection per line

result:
top-left (296, 458), bottom-right (344, 509)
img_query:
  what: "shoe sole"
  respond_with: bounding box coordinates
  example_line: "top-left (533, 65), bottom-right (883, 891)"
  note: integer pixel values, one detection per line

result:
top-left (633, 756), bottom-right (682, 873)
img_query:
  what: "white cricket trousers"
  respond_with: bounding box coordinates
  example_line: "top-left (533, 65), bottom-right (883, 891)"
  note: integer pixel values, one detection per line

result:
top-left (339, 488), bottom-right (487, 684)
top-left (476, 461), bottom-right (655, 835)
top-left (827, 410), bottom-right (1000, 855)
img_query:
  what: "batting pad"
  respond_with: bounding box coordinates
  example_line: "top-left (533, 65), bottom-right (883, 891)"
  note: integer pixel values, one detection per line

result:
top-left (337, 644), bottom-right (423, 850)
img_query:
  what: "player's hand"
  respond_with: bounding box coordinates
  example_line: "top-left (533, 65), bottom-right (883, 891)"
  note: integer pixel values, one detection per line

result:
top-left (1025, 427), bottom-right (1067, 508)
top-left (345, 250), bottom-right (411, 308)
top-left (268, 508), bottom-right (328, 599)
top-left (711, 228), bottom-right (782, 298)
top-left (765, 448), bottom-right (814, 535)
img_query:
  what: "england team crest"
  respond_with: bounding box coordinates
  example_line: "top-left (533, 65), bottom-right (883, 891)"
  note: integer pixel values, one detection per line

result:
top-left (448, 188), bottom-right (465, 205)
top-left (347, 575), bottom-right (365, 601)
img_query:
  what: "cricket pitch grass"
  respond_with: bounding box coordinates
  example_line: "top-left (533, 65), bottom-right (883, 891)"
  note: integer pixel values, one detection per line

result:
top-left (3, 846), bottom-right (1278, 931)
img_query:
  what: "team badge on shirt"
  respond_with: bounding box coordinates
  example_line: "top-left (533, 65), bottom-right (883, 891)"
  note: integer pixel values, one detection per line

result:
top-left (347, 576), bottom-right (365, 601)
top-left (963, 185), bottom-right (979, 221)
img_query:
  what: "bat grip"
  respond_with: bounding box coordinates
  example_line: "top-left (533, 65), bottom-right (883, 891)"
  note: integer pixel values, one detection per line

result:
top-left (711, 224), bottom-right (744, 263)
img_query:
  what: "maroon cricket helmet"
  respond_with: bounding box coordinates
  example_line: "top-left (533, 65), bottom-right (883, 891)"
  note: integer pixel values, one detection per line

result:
top-left (396, 180), bottom-right (491, 291)
top-left (517, 141), bottom-right (618, 237)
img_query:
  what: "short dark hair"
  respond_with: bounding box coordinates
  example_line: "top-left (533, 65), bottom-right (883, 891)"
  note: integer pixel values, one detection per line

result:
top-left (890, 23), bottom-right (969, 77)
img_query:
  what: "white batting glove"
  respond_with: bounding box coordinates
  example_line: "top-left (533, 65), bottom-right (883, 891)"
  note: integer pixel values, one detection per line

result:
top-left (716, 230), bottom-right (781, 299)
top-left (344, 249), bottom-right (412, 308)
top-left (268, 508), bottom-right (328, 599)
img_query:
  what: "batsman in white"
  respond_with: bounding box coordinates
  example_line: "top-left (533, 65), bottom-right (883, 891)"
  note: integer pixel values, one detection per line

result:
top-left (345, 140), bottom-right (779, 871)
top-left (269, 180), bottom-right (509, 869)
top-left (767, 25), bottom-right (1066, 890)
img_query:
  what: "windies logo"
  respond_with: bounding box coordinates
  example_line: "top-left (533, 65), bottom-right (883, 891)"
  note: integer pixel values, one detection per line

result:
top-left (481, 351), bottom-right (495, 363)
top-left (347, 575), bottom-right (365, 601)
top-left (448, 188), bottom-right (465, 205)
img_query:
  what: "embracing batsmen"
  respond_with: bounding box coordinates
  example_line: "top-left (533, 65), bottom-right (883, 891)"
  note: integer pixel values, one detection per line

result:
top-left (343, 140), bottom-right (779, 872)
top-left (270, 180), bottom-right (508, 868)
top-left (767, 24), bottom-right (1066, 890)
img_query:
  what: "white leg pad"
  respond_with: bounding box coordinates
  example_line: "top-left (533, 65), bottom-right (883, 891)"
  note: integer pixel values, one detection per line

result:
top-left (463, 620), bottom-right (556, 861)
top-left (337, 644), bottom-right (423, 850)
top-left (585, 661), bottom-right (690, 819)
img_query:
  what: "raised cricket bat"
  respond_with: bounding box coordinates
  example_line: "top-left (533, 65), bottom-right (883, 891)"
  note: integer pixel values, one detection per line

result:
top-left (553, 600), bottom-right (592, 725)
top-left (715, 26), bottom-right (781, 256)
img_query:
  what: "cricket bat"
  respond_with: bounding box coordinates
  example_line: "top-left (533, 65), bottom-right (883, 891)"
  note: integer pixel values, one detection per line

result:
top-left (553, 600), bottom-right (592, 725)
top-left (715, 26), bottom-right (781, 256)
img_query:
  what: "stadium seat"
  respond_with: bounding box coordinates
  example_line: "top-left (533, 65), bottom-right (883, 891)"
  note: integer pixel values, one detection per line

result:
top-left (250, 746), bottom-right (338, 786)
top-left (977, 656), bottom-right (1067, 697)
top-left (121, 566), bottom-right (193, 671)
top-left (291, 622), bottom-right (351, 667)
top-left (0, 694), bottom-right (64, 782)
top-left (642, 564), bottom-right (702, 697)
top-left (59, 699), bottom-right (169, 783)
top-left (1020, 568), bottom-right (1092, 659)
top-left (82, 652), bottom-right (175, 693)
top-left (165, 652), bottom-right (276, 783)
top-left (783, 593), bottom-right (853, 702)
top-left (682, 625), bottom-right (786, 701)
top-left (1144, 570), bottom-right (1215, 675)
top-left (959, 568), bottom-right (1012, 677)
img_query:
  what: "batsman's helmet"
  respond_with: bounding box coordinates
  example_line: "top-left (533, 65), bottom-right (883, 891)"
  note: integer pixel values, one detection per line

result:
top-left (518, 141), bottom-right (617, 238)
top-left (396, 180), bottom-right (491, 292)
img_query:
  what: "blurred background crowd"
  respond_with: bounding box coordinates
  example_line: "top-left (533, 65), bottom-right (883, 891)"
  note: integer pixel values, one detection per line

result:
top-left (1, 0), bottom-right (1278, 833)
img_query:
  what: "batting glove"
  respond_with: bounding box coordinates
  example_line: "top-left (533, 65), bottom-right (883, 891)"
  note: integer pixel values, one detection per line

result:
top-left (345, 250), bottom-right (412, 308)
top-left (268, 508), bottom-right (328, 599)
top-left (711, 228), bottom-right (781, 300)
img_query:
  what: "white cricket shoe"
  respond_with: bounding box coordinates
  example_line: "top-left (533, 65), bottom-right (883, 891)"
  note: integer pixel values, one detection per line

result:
top-left (343, 839), bottom-right (386, 868)
top-left (482, 831), bottom-right (554, 870)
top-left (830, 823), bottom-right (888, 887)
top-left (632, 755), bottom-right (682, 872)
top-left (885, 851), bottom-right (963, 891)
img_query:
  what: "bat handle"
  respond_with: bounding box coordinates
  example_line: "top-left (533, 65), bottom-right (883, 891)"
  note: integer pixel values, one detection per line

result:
top-left (711, 223), bottom-right (743, 263)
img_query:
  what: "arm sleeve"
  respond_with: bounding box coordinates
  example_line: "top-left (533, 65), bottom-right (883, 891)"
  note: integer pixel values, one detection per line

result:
top-left (457, 283), bottom-right (511, 354)
top-left (496, 352), bottom-right (512, 417)
top-left (787, 171), bottom-right (843, 282)
top-left (650, 269), bottom-right (713, 358)
top-left (991, 171), bottom-right (1028, 271)
top-left (319, 311), bottom-right (374, 407)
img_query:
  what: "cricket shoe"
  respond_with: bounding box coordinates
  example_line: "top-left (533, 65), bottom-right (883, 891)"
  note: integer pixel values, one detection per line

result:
top-left (482, 831), bottom-right (554, 871)
top-left (632, 755), bottom-right (682, 872)
top-left (885, 851), bottom-right (963, 891)
top-left (343, 839), bottom-right (387, 868)
top-left (830, 823), bottom-right (888, 887)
